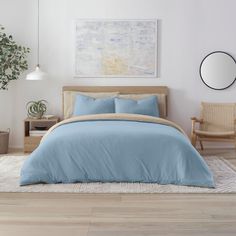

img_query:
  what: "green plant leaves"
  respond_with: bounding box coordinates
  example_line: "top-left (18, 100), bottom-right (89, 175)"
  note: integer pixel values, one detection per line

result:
top-left (0, 25), bottom-right (30, 90)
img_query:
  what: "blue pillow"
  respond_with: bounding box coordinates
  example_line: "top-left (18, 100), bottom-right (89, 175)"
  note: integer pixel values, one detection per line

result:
top-left (73, 94), bottom-right (115, 116)
top-left (115, 96), bottom-right (159, 117)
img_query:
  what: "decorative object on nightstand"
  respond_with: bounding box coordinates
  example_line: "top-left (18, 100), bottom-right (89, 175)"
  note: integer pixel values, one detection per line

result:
top-left (24, 117), bottom-right (59, 153)
top-left (191, 102), bottom-right (236, 150)
top-left (26, 100), bottom-right (47, 119)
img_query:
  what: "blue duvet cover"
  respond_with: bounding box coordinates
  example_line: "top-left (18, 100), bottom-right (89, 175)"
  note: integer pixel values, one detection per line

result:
top-left (20, 116), bottom-right (214, 187)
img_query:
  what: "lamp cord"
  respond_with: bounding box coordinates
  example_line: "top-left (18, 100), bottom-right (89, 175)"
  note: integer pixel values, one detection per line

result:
top-left (37, 0), bottom-right (40, 66)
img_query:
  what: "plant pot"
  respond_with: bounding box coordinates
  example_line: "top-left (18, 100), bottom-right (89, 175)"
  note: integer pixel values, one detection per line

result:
top-left (0, 129), bottom-right (10, 154)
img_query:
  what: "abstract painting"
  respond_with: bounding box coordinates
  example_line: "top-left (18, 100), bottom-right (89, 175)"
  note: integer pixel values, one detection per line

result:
top-left (74, 19), bottom-right (157, 77)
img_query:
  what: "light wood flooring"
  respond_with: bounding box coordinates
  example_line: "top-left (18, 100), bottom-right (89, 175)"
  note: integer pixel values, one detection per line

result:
top-left (0, 148), bottom-right (236, 236)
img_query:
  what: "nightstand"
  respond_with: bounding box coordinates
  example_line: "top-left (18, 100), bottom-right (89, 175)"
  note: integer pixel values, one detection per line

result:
top-left (24, 117), bottom-right (59, 153)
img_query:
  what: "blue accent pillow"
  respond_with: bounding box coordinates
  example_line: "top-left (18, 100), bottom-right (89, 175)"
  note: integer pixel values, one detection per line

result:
top-left (115, 96), bottom-right (159, 117)
top-left (73, 94), bottom-right (115, 116)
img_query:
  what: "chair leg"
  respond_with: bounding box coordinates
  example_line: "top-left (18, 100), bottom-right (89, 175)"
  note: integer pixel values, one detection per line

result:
top-left (191, 133), bottom-right (197, 147)
top-left (200, 141), bottom-right (204, 150)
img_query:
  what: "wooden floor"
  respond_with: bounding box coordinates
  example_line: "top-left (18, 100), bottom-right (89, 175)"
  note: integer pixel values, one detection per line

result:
top-left (0, 148), bottom-right (236, 236)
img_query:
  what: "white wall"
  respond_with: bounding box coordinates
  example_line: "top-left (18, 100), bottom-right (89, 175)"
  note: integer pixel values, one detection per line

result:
top-left (0, 0), bottom-right (236, 148)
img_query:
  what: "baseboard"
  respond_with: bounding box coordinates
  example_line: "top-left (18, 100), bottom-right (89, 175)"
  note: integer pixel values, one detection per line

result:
top-left (9, 145), bottom-right (23, 149)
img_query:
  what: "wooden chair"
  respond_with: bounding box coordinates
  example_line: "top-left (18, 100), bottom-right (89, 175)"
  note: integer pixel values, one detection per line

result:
top-left (191, 102), bottom-right (236, 150)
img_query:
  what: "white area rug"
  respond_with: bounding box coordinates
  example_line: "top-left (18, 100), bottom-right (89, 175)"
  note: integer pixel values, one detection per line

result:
top-left (0, 155), bottom-right (236, 193)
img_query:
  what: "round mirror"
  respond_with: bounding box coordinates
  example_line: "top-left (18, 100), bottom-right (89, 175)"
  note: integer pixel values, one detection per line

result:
top-left (200, 51), bottom-right (236, 90)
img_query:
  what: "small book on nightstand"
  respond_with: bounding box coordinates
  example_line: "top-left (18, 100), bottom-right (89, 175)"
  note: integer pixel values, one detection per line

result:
top-left (44, 115), bottom-right (56, 119)
top-left (29, 130), bottom-right (48, 137)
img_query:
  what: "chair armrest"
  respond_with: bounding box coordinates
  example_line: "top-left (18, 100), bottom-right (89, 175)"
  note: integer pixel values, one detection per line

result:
top-left (191, 117), bottom-right (203, 134)
top-left (191, 117), bottom-right (203, 123)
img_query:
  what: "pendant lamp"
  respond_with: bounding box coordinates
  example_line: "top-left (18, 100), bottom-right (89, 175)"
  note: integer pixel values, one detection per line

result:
top-left (26, 0), bottom-right (47, 80)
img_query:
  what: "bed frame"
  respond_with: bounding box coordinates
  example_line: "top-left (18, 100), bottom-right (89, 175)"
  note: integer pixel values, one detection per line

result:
top-left (62, 86), bottom-right (168, 119)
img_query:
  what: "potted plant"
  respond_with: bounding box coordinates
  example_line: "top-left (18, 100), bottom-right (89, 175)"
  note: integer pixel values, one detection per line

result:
top-left (0, 26), bottom-right (30, 153)
top-left (0, 25), bottom-right (30, 90)
top-left (0, 129), bottom-right (10, 154)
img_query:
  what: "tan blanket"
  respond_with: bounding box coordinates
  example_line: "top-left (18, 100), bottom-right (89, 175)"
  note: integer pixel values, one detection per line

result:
top-left (41, 113), bottom-right (187, 142)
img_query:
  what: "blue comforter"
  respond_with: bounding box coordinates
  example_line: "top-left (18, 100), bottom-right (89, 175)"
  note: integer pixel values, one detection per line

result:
top-left (20, 115), bottom-right (214, 187)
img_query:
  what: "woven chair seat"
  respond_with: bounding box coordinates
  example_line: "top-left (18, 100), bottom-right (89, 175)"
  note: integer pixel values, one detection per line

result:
top-left (195, 130), bottom-right (235, 137)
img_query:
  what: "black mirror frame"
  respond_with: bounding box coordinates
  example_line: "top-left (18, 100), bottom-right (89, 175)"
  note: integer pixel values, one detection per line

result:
top-left (199, 51), bottom-right (236, 90)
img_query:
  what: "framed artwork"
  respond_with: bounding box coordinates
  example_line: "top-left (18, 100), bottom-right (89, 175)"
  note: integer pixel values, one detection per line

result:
top-left (74, 19), bottom-right (158, 78)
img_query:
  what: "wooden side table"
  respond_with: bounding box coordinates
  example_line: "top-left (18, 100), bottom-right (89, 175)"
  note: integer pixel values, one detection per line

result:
top-left (24, 117), bottom-right (59, 153)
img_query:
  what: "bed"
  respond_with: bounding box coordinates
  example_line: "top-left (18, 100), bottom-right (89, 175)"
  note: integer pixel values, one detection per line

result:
top-left (20, 86), bottom-right (214, 187)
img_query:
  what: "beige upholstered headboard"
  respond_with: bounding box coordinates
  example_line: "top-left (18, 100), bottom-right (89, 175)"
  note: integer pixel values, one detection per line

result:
top-left (62, 86), bottom-right (168, 119)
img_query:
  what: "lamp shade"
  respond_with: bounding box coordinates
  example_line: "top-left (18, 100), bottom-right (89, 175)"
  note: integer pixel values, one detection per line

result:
top-left (26, 65), bottom-right (47, 80)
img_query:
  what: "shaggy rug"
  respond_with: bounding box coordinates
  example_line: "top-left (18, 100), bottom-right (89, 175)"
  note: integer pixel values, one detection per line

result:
top-left (0, 155), bottom-right (236, 193)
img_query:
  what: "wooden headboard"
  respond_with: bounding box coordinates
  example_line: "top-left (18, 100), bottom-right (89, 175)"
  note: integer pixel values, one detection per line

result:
top-left (62, 86), bottom-right (168, 119)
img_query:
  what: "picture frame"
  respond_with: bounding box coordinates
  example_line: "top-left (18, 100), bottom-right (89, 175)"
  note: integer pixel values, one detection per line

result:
top-left (74, 19), bottom-right (158, 78)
